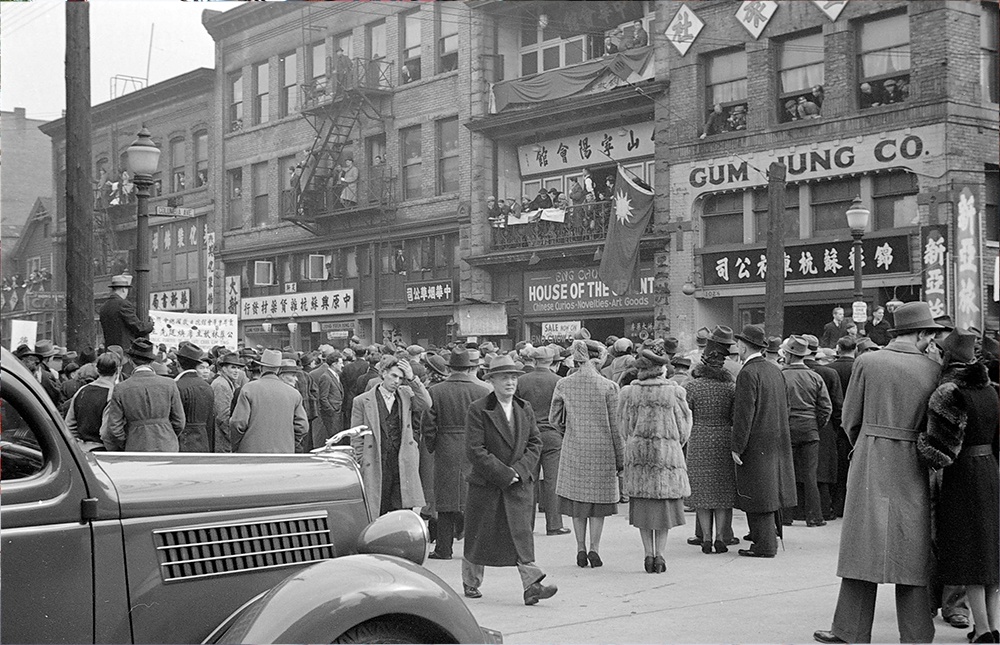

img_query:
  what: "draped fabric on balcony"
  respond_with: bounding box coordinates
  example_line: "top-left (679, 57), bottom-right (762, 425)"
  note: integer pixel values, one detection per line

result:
top-left (491, 47), bottom-right (652, 113)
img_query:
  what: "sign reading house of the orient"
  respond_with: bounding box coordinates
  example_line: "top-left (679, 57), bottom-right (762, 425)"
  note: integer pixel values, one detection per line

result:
top-left (525, 265), bottom-right (654, 315)
top-left (240, 289), bottom-right (354, 320)
top-left (518, 121), bottom-right (654, 176)
top-left (701, 236), bottom-right (910, 287)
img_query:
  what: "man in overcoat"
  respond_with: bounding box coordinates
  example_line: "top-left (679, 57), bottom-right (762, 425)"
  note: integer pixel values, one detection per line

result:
top-left (174, 343), bottom-right (216, 452)
top-left (351, 355), bottom-right (430, 519)
top-left (423, 348), bottom-right (490, 559)
top-left (100, 339), bottom-right (186, 452)
top-left (229, 349), bottom-right (309, 454)
top-left (462, 356), bottom-right (557, 606)
top-left (310, 348), bottom-right (345, 449)
top-left (211, 353), bottom-right (244, 452)
top-left (99, 274), bottom-right (153, 349)
top-left (802, 334), bottom-right (843, 523)
top-left (731, 324), bottom-right (796, 558)
top-left (814, 302), bottom-right (944, 644)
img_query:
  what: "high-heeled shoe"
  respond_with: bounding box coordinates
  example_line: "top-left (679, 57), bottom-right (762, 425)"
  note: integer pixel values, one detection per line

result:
top-left (971, 631), bottom-right (996, 643)
top-left (587, 550), bottom-right (603, 568)
top-left (701, 541), bottom-right (713, 554)
top-left (643, 555), bottom-right (655, 573)
top-left (714, 539), bottom-right (728, 554)
top-left (652, 555), bottom-right (666, 573)
top-left (576, 550), bottom-right (589, 568)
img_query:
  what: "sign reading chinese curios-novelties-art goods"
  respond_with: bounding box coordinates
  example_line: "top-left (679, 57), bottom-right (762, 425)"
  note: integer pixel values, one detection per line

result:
top-left (149, 311), bottom-right (239, 353)
top-left (664, 4), bottom-right (705, 57)
top-left (240, 289), bottom-right (354, 320)
top-left (525, 265), bottom-right (654, 315)
top-left (921, 226), bottom-right (949, 319)
top-left (954, 187), bottom-right (983, 330)
top-left (702, 236), bottom-right (910, 287)
top-left (518, 122), bottom-right (654, 176)
top-left (405, 280), bottom-right (455, 305)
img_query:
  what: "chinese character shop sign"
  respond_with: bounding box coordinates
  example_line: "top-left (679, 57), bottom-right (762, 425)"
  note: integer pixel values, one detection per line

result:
top-left (150, 289), bottom-right (191, 312)
top-left (664, 4), bottom-right (705, 56)
top-left (240, 289), bottom-right (354, 320)
top-left (405, 280), bottom-right (455, 305)
top-left (921, 226), bottom-right (948, 319)
top-left (954, 187), bottom-right (983, 330)
top-left (702, 236), bottom-right (909, 287)
top-left (518, 122), bottom-right (654, 176)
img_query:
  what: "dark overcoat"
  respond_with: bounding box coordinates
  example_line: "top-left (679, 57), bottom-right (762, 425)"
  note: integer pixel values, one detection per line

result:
top-left (516, 367), bottom-right (563, 456)
top-left (98, 293), bottom-right (153, 348)
top-left (310, 365), bottom-right (344, 443)
top-left (423, 372), bottom-right (490, 513)
top-left (464, 393), bottom-right (541, 567)
top-left (731, 356), bottom-right (797, 513)
top-left (805, 359), bottom-right (843, 483)
top-left (100, 369), bottom-right (186, 452)
top-left (175, 371), bottom-right (215, 452)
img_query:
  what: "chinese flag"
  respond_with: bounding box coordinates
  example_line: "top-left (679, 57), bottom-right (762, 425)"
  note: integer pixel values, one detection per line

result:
top-left (598, 166), bottom-right (654, 295)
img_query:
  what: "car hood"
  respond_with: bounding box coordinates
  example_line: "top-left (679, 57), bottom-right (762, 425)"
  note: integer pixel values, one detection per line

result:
top-left (92, 451), bottom-right (363, 519)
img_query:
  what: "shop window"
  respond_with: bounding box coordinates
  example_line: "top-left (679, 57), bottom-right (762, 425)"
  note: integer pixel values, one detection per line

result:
top-left (983, 3), bottom-right (999, 104)
top-left (703, 49), bottom-right (748, 137)
top-left (778, 32), bottom-right (824, 123)
top-left (168, 138), bottom-right (185, 194)
top-left (873, 171), bottom-right (919, 230)
top-left (401, 125), bottom-right (422, 200)
top-left (254, 260), bottom-right (274, 286)
top-left (194, 131), bottom-right (208, 187)
top-left (986, 165), bottom-right (998, 243)
top-left (254, 61), bottom-right (269, 125)
top-left (251, 162), bottom-right (268, 228)
top-left (437, 5), bottom-right (458, 73)
top-left (229, 71), bottom-right (243, 132)
top-left (279, 51), bottom-right (297, 117)
top-left (811, 178), bottom-right (860, 235)
top-left (702, 192), bottom-right (744, 246)
top-left (174, 253), bottom-right (187, 283)
top-left (402, 11), bottom-right (422, 84)
top-left (437, 117), bottom-right (459, 195)
top-left (306, 254), bottom-right (327, 281)
top-left (858, 13), bottom-right (910, 109)
top-left (753, 186), bottom-right (800, 242)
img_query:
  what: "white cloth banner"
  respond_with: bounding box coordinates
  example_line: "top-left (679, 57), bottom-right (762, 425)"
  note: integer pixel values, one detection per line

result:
top-left (9, 320), bottom-right (38, 351)
top-left (149, 310), bottom-right (238, 352)
top-left (539, 208), bottom-right (566, 223)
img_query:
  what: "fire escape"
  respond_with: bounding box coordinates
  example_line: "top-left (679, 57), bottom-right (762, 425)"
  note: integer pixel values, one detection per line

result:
top-left (281, 57), bottom-right (395, 236)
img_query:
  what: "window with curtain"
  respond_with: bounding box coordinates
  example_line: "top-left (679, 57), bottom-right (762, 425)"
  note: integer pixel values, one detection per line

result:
top-left (858, 13), bottom-right (910, 109)
top-left (438, 5), bottom-right (458, 73)
top-left (982, 2), bottom-right (999, 104)
top-left (401, 125), bottom-right (422, 200)
top-left (229, 71), bottom-right (243, 132)
top-left (873, 171), bottom-right (918, 230)
top-left (518, 19), bottom-right (595, 77)
top-left (279, 51), bottom-right (297, 117)
top-left (252, 162), bottom-right (268, 228)
top-left (370, 21), bottom-right (386, 60)
top-left (402, 12), bottom-right (422, 84)
top-left (170, 138), bottom-right (185, 193)
top-left (985, 165), bottom-right (998, 243)
top-left (811, 178), bottom-right (860, 234)
top-left (194, 131), bottom-right (208, 187)
top-left (704, 49), bottom-right (748, 136)
top-left (254, 61), bottom-right (269, 125)
top-left (753, 186), bottom-right (800, 242)
top-left (437, 117), bottom-right (459, 195)
top-left (702, 192), bottom-right (744, 246)
top-left (335, 32), bottom-right (352, 59)
top-left (278, 155), bottom-right (296, 218)
top-left (778, 31), bottom-right (825, 123)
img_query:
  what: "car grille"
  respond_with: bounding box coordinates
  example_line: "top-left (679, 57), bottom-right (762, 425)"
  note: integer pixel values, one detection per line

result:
top-left (154, 513), bottom-right (334, 582)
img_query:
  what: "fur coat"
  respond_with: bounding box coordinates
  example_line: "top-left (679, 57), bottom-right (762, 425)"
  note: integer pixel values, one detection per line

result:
top-left (918, 362), bottom-right (990, 469)
top-left (617, 377), bottom-right (692, 500)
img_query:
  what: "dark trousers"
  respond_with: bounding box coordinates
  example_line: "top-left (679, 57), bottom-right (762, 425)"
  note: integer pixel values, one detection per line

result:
top-left (818, 482), bottom-right (834, 520)
top-left (535, 430), bottom-right (564, 532)
top-left (831, 577), bottom-right (934, 643)
top-left (832, 431), bottom-right (852, 517)
top-left (789, 440), bottom-right (822, 523)
top-left (694, 507), bottom-right (735, 542)
top-left (433, 511), bottom-right (463, 557)
top-left (745, 511), bottom-right (777, 556)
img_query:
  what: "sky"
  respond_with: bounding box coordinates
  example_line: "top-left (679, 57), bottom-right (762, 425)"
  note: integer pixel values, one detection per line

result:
top-left (0, 0), bottom-right (239, 121)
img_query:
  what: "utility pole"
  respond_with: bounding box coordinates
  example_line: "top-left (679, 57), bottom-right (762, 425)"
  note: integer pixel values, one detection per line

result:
top-left (65, 1), bottom-right (95, 350)
top-left (764, 162), bottom-right (786, 338)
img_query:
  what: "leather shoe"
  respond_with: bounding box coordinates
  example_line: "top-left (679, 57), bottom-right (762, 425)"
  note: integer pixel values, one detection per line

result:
top-left (523, 579), bottom-right (558, 605)
top-left (738, 548), bottom-right (775, 558)
top-left (743, 533), bottom-right (753, 541)
top-left (463, 584), bottom-right (482, 599)
top-left (546, 527), bottom-right (571, 536)
top-left (427, 551), bottom-right (452, 560)
top-left (813, 630), bottom-right (846, 644)
top-left (576, 550), bottom-right (589, 568)
top-left (644, 555), bottom-right (655, 573)
top-left (652, 555), bottom-right (666, 573)
top-left (714, 539), bottom-right (728, 554)
top-left (701, 541), bottom-right (713, 554)
top-left (687, 536), bottom-right (703, 546)
top-left (727, 537), bottom-right (740, 545)
top-left (806, 519), bottom-right (827, 527)
top-left (587, 550), bottom-right (603, 568)
top-left (945, 613), bottom-right (970, 629)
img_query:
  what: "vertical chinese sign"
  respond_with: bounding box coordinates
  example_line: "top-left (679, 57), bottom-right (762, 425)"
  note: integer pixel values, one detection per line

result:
top-left (921, 226), bottom-right (948, 319)
top-left (955, 187), bottom-right (983, 330)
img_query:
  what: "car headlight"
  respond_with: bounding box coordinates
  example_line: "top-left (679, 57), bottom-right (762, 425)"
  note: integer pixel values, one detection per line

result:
top-left (356, 509), bottom-right (428, 565)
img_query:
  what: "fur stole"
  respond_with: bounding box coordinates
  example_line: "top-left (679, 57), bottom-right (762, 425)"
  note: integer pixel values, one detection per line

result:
top-left (917, 362), bottom-right (989, 469)
top-left (690, 363), bottom-right (733, 383)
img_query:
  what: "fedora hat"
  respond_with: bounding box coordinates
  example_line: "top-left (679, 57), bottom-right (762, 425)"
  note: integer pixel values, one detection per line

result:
top-left (670, 356), bottom-right (692, 369)
top-left (765, 336), bottom-right (783, 354)
top-left (151, 361), bottom-right (170, 376)
top-left (933, 315), bottom-right (955, 331)
top-left (484, 355), bottom-right (524, 378)
top-left (856, 337), bottom-right (881, 353)
top-left (426, 354), bottom-right (449, 376)
top-left (126, 338), bottom-right (156, 361)
top-left (695, 327), bottom-right (711, 346)
top-left (259, 349), bottom-right (282, 369)
top-left (613, 337), bottom-right (634, 354)
top-left (278, 358), bottom-right (300, 374)
top-left (448, 348), bottom-right (476, 369)
top-left (573, 327), bottom-right (592, 341)
top-left (709, 325), bottom-right (737, 346)
top-left (32, 339), bottom-right (58, 358)
top-left (218, 353), bottom-right (245, 367)
top-left (479, 341), bottom-right (498, 355)
top-left (938, 328), bottom-right (977, 364)
top-left (889, 301), bottom-right (944, 333)
top-left (735, 324), bottom-right (768, 349)
top-left (662, 337), bottom-right (679, 355)
top-left (109, 274), bottom-right (133, 288)
top-left (176, 343), bottom-right (206, 364)
top-left (783, 335), bottom-right (811, 357)
top-left (638, 348), bottom-right (671, 366)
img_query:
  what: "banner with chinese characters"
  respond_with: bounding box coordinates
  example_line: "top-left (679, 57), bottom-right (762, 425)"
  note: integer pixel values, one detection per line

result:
top-left (225, 275), bottom-right (241, 316)
top-left (735, 0), bottom-right (777, 40)
top-left (701, 236), bottom-right (910, 287)
top-left (149, 311), bottom-right (238, 352)
top-left (665, 4), bottom-right (705, 56)
top-left (954, 187), bottom-right (983, 330)
top-left (9, 320), bottom-right (37, 351)
top-left (518, 121), bottom-right (654, 176)
top-left (525, 265), bottom-right (654, 315)
top-left (921, 226), bottom-right (949, 319)
top-left (149, 289), bottom-right (191, 312)
top-left (239, 289), bottom-right (354, 320)
top-left (405, 280), bottom-right (455, 305)
top-left (205, 231), bottom-right (216, 313)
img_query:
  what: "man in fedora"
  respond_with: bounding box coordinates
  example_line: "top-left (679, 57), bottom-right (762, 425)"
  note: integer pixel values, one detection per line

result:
top-left (731, 324), bottom-right (796, 558)
top-left (814, 302), bottom-right (944, 644)
top-left (463, 355), bottom-right (557, 606)
top-left (516, 345), bottom-right (570, 536)
top-left (310, 347), bottom-right (345, 450)
top-left (423, 348), bottom-right (491, 559)
top-left (99, 274), bottom-right (153, 350)
top-left (212, 352), bottom-right (245, 452)
top-left (101, 339), bottom-right (186, 452)
top-left (174, 342), bottom-right (216, 452)
top-left (230, 349), bottom-right (309, 454)
top-left (24, 340), bottom-right (64, 406)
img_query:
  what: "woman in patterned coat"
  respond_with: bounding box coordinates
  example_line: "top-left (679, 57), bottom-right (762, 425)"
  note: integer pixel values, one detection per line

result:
top-left (551, 338), bottom-right (622, 569)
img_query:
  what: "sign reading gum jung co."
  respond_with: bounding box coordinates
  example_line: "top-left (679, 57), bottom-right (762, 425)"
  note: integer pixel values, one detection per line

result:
top-left (525, 266), bottom-right (654, 315)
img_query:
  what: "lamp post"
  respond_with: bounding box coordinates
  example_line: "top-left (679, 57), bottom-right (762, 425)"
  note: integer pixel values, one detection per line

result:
top-left (125, 126), bottom-right (161, 323)
top-left (845, 196), bottom-right (871, 325)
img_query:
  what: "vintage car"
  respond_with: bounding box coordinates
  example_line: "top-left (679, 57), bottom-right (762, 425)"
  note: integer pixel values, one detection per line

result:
top-left (0, 347), bottom-right (500, 644)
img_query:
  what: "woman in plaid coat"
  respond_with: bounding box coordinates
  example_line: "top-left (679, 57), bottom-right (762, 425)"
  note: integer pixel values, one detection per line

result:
top-left (551, 338), bottom-right (623, 569)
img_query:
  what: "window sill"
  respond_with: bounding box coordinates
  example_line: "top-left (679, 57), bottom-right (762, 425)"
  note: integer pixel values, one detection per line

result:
top-left (224, 113), bottom-right (301, 139)
top-left (396, 69), bottom-right (459, 90)
top-left (398, 193), bottom-right (458, 208)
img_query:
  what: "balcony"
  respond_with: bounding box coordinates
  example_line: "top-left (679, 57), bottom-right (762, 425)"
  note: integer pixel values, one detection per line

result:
top-left (490, 200), bottom-right (652, 251)
top-left (281, 172), bottom-right (397, 223)
top-left (300, 58), bottom-right (393, 112)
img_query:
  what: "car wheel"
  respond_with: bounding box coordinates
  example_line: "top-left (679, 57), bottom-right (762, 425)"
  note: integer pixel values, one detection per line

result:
top-left (332, 619), bottom-right (426, 644)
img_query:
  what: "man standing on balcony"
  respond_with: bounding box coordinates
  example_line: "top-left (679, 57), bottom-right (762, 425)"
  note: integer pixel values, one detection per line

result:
top-left (341, 157), bottom-right (359, 207)
top-left (99, 274), bottom-right (153, 349)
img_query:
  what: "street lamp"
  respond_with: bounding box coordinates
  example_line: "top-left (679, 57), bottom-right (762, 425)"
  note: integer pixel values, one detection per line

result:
top-left (126, 126), bottom-right (161, 323)
top-left (845, 196), bottom-right (871, 324)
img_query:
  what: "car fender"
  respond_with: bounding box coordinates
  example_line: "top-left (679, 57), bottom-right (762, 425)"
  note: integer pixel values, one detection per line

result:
top-left (209, 554), bottom-right (490, 644)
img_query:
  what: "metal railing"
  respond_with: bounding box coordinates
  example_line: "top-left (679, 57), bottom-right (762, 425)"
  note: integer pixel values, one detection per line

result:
top-left (300, 58), bottom-right (393, 110)
top-left (491, 200), bottom-right (634, 250)
top-left (282, 172), bottom-right (396, 221)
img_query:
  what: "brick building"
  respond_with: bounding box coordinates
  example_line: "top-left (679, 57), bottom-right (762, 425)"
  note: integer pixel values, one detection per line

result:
top-left (1, 198), bottom-right (60, 347)
top-left (661, 0), bottom-right (999, 345)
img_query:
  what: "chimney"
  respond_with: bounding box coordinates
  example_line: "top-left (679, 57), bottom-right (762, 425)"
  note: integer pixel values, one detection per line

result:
top-left (14, 107), bottom-right (25, 120)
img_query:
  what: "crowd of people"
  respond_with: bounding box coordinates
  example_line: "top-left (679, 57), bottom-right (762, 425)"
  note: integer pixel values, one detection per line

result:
top-left (8, 292), bottom-right (998, 633)
top-left (487, 168), bottom-right (619, 230)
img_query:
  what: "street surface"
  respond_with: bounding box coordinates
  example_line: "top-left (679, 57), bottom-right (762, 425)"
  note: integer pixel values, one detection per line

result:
top-left (423, 507), bottom-right (971, 643)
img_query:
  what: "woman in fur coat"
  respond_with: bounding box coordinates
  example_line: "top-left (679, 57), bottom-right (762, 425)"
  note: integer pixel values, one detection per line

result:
top-left (917, 329), bottom-right (999, 643)
top-left (618, 349), bottom-right (693, 574)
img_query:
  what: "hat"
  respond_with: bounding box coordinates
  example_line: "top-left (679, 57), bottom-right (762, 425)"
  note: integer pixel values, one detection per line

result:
top-left (218, 353), bottom-right (245, 367)
top-left (13, 344), bottom-right (33, 359)
top-left (427, 354), bottom-right (449, 376)
top-left (933, 315), bottom-right (955, 331)
top-left (61, 361), bottom-right (80, 375)
top-left (783, 335), bottom-right (811, 357)
top-left (765, 336), bottom-right (782, 353)
top-left (938, 328), bottom-right (978, 364)
top-left (126, 338), bottom-right (156, 361)
top-left (150, 361), bottom-right (170, 376)
top-left (662, 337), bottom-right (679, 355)
top-left (109, 274), bottom-right (133, 288)
top-left (671, 356), bottom-right (692, 369)
top-left (695, 327), bottom-right (711, 347)
top-left (708, 325), bottom-right (737, 346)
top-left (484, 355), bottom-right (524, 377)
top-left (278, 358), bottom-right (300, 374)
top-left (735, 324), bottom-right (768, 349)
top-left (317, 344), bottom-right (335, 356)
top-left (856, 337), bottom-right (880, 353)
top-left (638, 349), bottom-right (671, 365)
top-left (613, 337), bottom-right (634, 354)
top-left (64, 350), bottom-right (79, 363)
top-left (467, 348), bottom-right (484, 366)
top-left (573, 327), bottom-right (592, 341)
top-left (259, 349), bottom-right (282, 369)
top-left (889, 302), bottom-right (945, 333)
top-left (52, 345), bottom-right (67, 359)
top-left (176, 343), bottom-right (207, 364)
top-left (816, 348), bottom-right (837, 362)
top-left (529, 345), bottom-right (558, 363)
top-left (479, 341), bottom-right (498, 355)
top-left (801, 334), bottom-right (819, 352)
top-left (406, 344), bottom-right (425, 357)
top-left (981, 335), bottom-right (999, 359)
top-left (32, 340), bottom-right (58, 358)
top-left (448, 348), bottom-right (476, 369)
